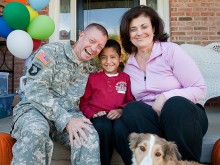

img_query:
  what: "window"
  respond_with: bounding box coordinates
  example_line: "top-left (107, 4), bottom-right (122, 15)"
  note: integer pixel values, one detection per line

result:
top-left (77, 0), bottom-right (138, 38)
top-left (49, 0), bottom-right (169, 42)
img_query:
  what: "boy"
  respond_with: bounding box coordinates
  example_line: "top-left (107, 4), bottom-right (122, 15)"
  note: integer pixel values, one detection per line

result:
top-left (79, 39), bottom-right (134, 165)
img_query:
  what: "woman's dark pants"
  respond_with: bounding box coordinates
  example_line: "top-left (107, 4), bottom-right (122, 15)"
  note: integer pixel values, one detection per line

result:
top-left (114, 96), bottom-right (208, 164)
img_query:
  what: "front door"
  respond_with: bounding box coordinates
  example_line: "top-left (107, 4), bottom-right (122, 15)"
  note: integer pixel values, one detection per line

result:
top-left (76, 0), bottom-right (139, 38)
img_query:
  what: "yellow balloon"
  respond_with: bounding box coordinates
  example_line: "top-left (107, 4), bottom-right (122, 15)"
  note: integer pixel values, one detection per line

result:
top-left (26, 5), bottom-right (39, 22)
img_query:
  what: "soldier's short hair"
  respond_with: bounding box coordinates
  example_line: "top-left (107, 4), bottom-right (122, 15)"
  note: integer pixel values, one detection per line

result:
top-left (85, 23), bottom-right (108, 37)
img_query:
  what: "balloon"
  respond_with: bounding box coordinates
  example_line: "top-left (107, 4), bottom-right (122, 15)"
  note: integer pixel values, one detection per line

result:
top-left (33, 38), bottom-right (41, 50)
top-left (3, 2), bottom-right (30, 30)
top-left (0, 16), bottom-right (13, 39)
top-left (6, 30), bottom-right (33, 59)
top-left (28, 0), bottom-right (51, 11)
top-left (26, 5), bottom-right (38, 22)
top-left (27, 15), bottom-right (55, 40)
top-left (6, 0), bottom-right (27, 4)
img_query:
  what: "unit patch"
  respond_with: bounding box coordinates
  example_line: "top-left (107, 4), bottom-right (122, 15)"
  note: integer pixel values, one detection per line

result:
top-left (28, 63), bottom-right (42, 76)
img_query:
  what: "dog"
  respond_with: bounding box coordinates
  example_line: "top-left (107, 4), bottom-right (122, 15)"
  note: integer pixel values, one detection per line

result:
top-left (129, 133), bottom-right (204, 165)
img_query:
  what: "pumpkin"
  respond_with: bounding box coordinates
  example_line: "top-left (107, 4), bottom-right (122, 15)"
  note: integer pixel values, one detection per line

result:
top-left (212, 138), bottom-right (220, 165)
top-left (0, 132), bottom-right (16, 165)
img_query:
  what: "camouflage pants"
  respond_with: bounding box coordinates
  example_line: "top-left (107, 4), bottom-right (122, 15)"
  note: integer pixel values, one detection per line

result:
top-left (11, 109), bottom-right (100, 165)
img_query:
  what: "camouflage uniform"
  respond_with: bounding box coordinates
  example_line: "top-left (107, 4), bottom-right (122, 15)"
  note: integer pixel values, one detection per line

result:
top-left (11, 41), bottom-right (100, 165)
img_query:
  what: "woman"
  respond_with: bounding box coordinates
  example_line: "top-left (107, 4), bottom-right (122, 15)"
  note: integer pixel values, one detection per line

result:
top-left (117, 5), bottom-right (208, 164)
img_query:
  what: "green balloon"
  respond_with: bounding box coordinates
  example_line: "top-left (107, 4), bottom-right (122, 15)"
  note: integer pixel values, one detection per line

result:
top-left (27, 15), bottom-right (55, 40)
top-left (3, 2), bottom-right (30, 30)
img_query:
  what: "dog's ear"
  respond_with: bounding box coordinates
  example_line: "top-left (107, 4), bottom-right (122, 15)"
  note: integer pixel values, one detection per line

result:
top-left (163, 141), bottom-right (182, 161)
top-left (128, 133), bottom-right (141, 152)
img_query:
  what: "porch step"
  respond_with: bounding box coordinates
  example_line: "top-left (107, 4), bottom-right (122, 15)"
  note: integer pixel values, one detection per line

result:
top-left (51, 141), bottom-right (123, 165)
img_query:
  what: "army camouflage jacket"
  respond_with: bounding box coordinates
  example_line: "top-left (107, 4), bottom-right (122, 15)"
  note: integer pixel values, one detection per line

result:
top-left (13, 41), bottom-right (97, 132)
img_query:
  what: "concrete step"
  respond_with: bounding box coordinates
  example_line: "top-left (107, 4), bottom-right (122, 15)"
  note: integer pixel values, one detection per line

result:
top-left (52, 141), bottom-right (124, 165)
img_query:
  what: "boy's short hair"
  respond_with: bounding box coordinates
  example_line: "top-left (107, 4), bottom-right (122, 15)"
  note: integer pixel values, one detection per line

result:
top-left (99, 39), bottom-right (121, 57)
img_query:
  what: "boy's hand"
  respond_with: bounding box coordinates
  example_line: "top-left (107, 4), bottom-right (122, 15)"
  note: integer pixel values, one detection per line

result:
top-left (93, 111), bottom-right (107, 118)
top-left (107, 109), bottom-right (122, 120)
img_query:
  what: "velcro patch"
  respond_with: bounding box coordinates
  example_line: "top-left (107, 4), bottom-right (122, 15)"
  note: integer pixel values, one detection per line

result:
top-left (36, 52), bottom-right (50, 66)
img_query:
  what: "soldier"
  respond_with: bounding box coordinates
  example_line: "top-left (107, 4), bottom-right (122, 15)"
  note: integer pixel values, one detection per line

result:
top-left (11, 23), bottom-right (108, 165)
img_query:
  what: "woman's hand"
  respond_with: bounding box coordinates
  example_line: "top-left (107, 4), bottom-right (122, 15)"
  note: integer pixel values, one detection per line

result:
top-left (152, 94), bottom-right (166, 115)
top-left (107, 109), bottom-right (123, 120)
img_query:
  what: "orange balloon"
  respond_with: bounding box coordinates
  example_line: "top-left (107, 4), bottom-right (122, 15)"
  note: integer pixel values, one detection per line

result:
top-left (6, 0), bottom-right (27, 4)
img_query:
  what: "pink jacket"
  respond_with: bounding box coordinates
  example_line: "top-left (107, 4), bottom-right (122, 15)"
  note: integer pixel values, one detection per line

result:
top-left (124, 41), bottom-right (207, 106)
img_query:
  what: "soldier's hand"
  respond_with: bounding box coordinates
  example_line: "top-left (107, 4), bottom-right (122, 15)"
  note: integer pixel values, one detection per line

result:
top-left (66, 117), bottom-right (93, 147)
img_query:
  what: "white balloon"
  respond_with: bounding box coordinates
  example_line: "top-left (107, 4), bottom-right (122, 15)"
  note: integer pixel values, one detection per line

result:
top-left (6, 30), bottom-right (33, 59)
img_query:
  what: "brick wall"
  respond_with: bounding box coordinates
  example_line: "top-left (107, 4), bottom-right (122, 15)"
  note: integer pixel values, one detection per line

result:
top-left (170, 0), bottom-right (220, 46)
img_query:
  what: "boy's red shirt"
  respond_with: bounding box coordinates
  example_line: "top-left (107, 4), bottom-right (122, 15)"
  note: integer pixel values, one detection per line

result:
top-left (79, 71), bottom-right (134, 119)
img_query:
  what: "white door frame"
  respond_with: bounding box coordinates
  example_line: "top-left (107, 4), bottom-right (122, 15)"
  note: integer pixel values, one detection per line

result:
top-left (49, 0), bottom-right (77, 42)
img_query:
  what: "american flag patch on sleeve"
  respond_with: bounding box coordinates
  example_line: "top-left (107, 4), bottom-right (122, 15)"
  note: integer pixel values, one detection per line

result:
top-left (36, 52), bottom-right (50, 66)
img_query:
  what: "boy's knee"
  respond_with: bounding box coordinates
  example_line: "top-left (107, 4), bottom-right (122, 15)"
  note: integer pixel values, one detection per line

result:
top-left (113, 119), bottom-right (129, 138)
